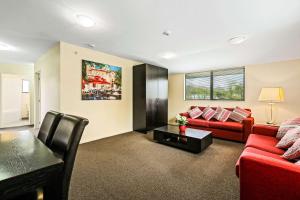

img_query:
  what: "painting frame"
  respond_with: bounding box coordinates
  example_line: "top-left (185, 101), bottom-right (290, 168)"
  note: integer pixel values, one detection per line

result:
top-left (81, 59), bottom-right (122, 100)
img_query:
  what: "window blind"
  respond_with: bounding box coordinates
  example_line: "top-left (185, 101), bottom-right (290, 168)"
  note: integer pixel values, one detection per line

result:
top-left (184, 67), bottom-right (245, 101)
top-left (185, 71), bottom-right (211, 100)
top-left (212, 67), bottom-right (245, 100)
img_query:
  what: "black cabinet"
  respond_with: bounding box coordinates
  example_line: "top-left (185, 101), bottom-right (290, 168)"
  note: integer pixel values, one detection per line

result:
top-left (133, 64), bottom-right (168, 132)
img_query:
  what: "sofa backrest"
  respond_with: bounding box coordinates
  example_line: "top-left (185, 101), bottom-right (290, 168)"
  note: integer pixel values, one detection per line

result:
top-left (190, 106), bottom-right (252, 117)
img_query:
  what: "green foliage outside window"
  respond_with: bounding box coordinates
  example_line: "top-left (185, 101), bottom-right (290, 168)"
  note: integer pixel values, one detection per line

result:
top-left (185, 67), bottom-right (245, 101)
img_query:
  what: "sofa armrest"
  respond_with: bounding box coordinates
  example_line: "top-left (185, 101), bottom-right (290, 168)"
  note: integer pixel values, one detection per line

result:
top-left (242, 117), bottom-right (254, 142)
top-left (180, 112), bottom-right (190, 118)
top-left (239, 152), bottom-right (300, 200)
top-left (252, 124), bottom-right (279, 137)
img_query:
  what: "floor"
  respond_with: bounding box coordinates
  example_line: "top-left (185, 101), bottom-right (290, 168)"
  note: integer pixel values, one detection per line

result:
top-left (69, 132), bottom-right (244, 200)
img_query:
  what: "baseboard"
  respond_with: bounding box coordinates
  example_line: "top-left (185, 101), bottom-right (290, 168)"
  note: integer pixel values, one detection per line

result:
top-left (0, 124), bottom-right (34, 130)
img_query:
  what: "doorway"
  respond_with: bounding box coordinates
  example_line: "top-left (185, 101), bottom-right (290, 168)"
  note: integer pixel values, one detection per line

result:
top-left (0, 74), bottom-right (32, 128)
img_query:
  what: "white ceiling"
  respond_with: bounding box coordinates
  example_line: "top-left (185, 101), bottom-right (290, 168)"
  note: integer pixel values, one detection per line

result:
top-left (0, 0), bottom-right (300, 73)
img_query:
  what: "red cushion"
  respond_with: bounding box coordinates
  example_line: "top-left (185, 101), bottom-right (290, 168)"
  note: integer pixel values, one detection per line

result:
top-left (245, 134), bottom-right (284, 155)
top-left (208, 121), bottom-right (243, 131)
top-left (187, 118), bottom-right (209, 127)
top-left (236, 147), bottom-right (287, 177)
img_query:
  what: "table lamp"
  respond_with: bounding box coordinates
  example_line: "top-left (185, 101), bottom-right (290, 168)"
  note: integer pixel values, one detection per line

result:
top-left (258, 87), bottom-right (284, 124)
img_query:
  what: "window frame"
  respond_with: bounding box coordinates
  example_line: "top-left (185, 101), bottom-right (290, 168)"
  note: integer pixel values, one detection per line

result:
top-left (184, 67), bottom-right (245, 101)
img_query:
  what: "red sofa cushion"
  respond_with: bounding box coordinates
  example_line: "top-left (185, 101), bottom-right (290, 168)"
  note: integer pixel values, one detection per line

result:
top-left (208, 121), bottom-right (243, 132)
top-left (187, 118), bottom-right (209, 127)
top-left (252, 125), bottom-right (279, 137)
top-left (245, 134), bottom-right (284, 155)
top-left (236, 147), bottom-right (287, 177)
top-left (188, 118), bottom-right (243, 132)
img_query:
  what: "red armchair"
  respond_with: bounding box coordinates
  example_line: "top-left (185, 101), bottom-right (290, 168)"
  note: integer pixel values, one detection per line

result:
top-left (180, 106), bottom-right (254, 142)
top-left (237, 125), bottom-right (300, 200)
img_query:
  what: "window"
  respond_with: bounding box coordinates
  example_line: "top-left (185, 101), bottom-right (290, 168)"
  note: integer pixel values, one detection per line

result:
top-left (185, 67), bottom-right (245, 101)
top-left (22, 80), bottom-right (30, 93)
top-left (185, 71), bottom-right (211, 100)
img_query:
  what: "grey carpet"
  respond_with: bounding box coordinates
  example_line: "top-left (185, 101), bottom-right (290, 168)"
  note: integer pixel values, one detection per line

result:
top-left (69, 132), bottom-right (243, 200)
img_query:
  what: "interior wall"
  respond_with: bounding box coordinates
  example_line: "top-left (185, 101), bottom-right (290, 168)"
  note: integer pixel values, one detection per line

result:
top-left (34, 43), bottom-right (60, 127)
top-left (0, 74), bottom-right (22, 126)
top-left (168, 59), bottom-right (300, 124)
top-left (0, 63), bottom-right (34, 125)
top-left (60, 42), bottom-right (140, 143)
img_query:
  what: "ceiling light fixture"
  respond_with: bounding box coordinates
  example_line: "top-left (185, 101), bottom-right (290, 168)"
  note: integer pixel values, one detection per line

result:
top-left (86, 43), bottom-right (96, 48)
top-left (0, 42), bottom-right (14, 51)
top-left (162, 30), bottom-right (172, 36)
top-left (76, 14), bottom-right (95, 28)
top-left (228, 35), bottom-right (248, 45)
top-left (160, 52), bottom-right (176, 59)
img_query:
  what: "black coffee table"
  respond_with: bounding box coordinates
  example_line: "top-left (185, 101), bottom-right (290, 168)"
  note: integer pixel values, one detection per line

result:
top-left (153, 125), bottom-right (213, 153)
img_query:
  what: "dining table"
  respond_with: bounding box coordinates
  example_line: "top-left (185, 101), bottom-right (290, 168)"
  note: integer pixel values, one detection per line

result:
top-left (0, 130), bottom-right (64, 200)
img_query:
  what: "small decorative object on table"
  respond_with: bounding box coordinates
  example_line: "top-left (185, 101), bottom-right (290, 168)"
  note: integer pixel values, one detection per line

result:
top-left (176, 114), bottom-right (188, 133)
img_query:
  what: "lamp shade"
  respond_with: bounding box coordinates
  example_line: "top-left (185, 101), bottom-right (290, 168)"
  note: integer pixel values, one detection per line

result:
top-left (258, 87), bottom-right (284, 102)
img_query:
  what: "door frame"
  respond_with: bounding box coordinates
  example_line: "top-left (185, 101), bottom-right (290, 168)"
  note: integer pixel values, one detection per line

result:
top-left (34, 71), bottom-right (41, 128)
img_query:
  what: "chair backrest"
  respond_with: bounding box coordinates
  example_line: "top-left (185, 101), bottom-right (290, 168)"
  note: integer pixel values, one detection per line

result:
top-left (38, 111), bottom-right (63, 146)
top-left (50, 114), bottom-right (89, 200)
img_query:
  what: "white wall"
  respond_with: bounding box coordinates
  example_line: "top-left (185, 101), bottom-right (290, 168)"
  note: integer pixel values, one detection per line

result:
top-left (35, 41), bottom-right (140, 143)
top-left (60, 42), bottom-right (140, 143)
top-left (168, 59), bottom-right (300, 124)
top-left (34, 43), bottom-right (60, 126)
top-left (0, 74), bottom-right (22, 125)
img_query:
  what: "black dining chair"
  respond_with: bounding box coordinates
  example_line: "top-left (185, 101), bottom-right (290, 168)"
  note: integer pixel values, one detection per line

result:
top-left (10, 114), bottom-right (89, 200)
top-left (48, 114), bottom-right (89, 200)
top-left (38, 111), bottom-right (63, 146)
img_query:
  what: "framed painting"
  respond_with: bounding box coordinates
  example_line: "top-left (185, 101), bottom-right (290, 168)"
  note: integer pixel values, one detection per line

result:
top-left (81, 59), bottom-right (122, 100)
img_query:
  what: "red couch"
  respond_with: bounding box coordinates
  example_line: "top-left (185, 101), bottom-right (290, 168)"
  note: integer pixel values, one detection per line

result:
top-left (236, 125), bottom-right (300, 200)
top-left (180, 106), bottom-right (254, 142)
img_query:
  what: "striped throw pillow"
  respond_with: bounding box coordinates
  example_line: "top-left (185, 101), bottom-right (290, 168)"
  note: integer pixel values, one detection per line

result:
top-left (283, 117), bottom-right (300, 125)
top-left (229, 107), bottom-right (251, 123)
top-left (188, 107), bottom-right (203, 119)
top-left (276, 127), bottom-right (300, 149)
top-left (276, 117), bottom-right (300, 139)
top-left (202, 106), bottom-right (216, 121)
top-left (282, 137), bottom-right (300, 160)
top-left (214, 106), bottom-right (232, 122)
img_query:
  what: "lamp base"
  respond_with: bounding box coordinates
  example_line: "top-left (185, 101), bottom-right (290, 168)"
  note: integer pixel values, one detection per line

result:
top-left (266, 121), bottom-right (276, 125)
top-left (265, 121), bottom-right (277, 126)
top-left (264, 102), bottom-right (277, 126)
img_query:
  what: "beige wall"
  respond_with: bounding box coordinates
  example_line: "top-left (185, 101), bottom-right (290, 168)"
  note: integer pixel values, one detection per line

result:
top-left (169, 59), bottom-right (300, 124)
top-left (60, 42), bottom-right (140, 143)
top-left (0, 63), bottom-right (34, 125)
top-left (34, 43), bottom-right (60, 126)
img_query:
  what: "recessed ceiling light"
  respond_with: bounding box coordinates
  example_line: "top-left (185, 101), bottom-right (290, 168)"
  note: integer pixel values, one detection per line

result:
top-left (76, 14), bottom-right (95, 28)
top-left (86, 43), bottom-right (96, 48)
top-left (228, 35), bottom-right (248, 45)
top-left (0, 42), bottom-right (15, 51)
top-left (160, 52), bottom-right (176, 59)
top-left (162, 30), bottom-right (172, 36)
